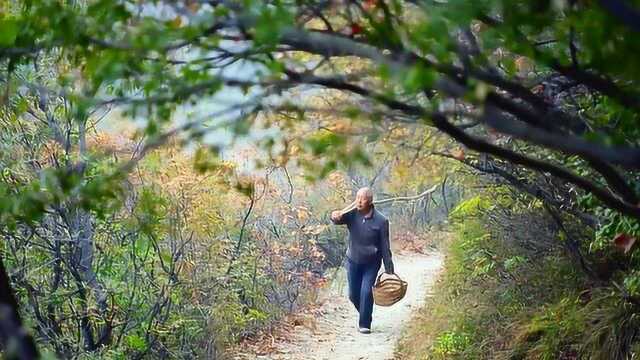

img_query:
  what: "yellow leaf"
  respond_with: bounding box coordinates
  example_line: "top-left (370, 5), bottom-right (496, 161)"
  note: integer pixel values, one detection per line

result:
top-left (169, 16), bottom-right (182, 28)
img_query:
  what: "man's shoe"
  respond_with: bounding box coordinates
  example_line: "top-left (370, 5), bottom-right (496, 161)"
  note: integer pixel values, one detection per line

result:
top-left (358, 327), bottom-right (371, 334)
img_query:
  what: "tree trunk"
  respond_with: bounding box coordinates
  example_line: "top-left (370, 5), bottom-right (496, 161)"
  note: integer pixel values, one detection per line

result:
top-left (0, 256), bottom-right (39, 360)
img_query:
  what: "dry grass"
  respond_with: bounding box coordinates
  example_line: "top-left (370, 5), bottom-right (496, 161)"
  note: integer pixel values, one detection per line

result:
top-left (394, 229), bottom-right (450, 254)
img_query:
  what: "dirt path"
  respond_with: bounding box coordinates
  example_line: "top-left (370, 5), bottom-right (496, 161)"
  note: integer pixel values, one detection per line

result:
top-left (248, 251), bottom-right (443, 360)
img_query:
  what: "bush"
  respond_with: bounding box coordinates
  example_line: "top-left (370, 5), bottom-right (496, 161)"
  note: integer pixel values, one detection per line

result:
top-left (397, 192), bottom-right (588, 360)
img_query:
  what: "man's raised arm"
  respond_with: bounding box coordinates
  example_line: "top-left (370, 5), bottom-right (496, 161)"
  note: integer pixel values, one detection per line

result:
top-left (330, 208), bottom-right (353, 225)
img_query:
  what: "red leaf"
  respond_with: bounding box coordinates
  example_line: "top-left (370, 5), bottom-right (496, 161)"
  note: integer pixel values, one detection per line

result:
top-left (363, 0), bottom-right (377, 11)
top-left (614, 233), bottom-right (636, 254)
top-left (350, 23), bottom-right (363, 35)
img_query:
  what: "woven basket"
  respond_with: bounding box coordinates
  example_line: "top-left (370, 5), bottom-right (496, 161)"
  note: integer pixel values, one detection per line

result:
top-left (372, 272), bottom-right (408, 306)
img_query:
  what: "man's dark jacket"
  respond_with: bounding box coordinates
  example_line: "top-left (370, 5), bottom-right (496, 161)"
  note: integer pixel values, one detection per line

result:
top-left (331, 205), bottom-right (394, 273)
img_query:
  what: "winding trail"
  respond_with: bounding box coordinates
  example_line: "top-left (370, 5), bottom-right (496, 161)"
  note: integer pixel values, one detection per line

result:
top-left (251, 251), bottom-right (443, 360)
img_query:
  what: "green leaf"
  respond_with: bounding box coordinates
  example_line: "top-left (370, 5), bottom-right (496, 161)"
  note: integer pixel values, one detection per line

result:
top-left (0, 18), bottom-right (19, 46)
top-left (304, 132), bottom-right (346, 155)
top-left (126, 334), bottom-right (147, 351)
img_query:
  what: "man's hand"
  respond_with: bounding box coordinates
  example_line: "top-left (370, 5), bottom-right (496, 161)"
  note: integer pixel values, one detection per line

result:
top-left (330, 210), bottom-right (343, 222)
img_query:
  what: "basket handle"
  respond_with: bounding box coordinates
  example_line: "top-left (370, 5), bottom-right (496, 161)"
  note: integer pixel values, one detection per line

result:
top-left (375, 272), bottom-right (402, 284)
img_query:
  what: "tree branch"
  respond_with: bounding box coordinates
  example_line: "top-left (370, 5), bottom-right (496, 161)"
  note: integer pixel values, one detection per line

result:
top-left (431, 114), bottom-right (640, 219)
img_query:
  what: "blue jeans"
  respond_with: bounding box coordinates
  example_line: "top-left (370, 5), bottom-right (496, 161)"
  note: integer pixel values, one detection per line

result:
top-left (345, 257), bottom-right (382, 328)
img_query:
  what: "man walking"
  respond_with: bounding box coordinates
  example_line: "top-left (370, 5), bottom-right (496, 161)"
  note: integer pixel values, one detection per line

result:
top-left (330, 187), bottom-right (395, 334)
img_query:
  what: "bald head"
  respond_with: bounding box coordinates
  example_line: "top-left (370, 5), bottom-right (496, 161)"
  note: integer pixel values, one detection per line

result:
top-left (355, 187), bottom-right (374, 213)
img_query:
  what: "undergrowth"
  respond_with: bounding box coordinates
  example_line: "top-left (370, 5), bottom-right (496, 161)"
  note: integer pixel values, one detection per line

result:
top-left (396, 193), bottom-right (640, 359)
